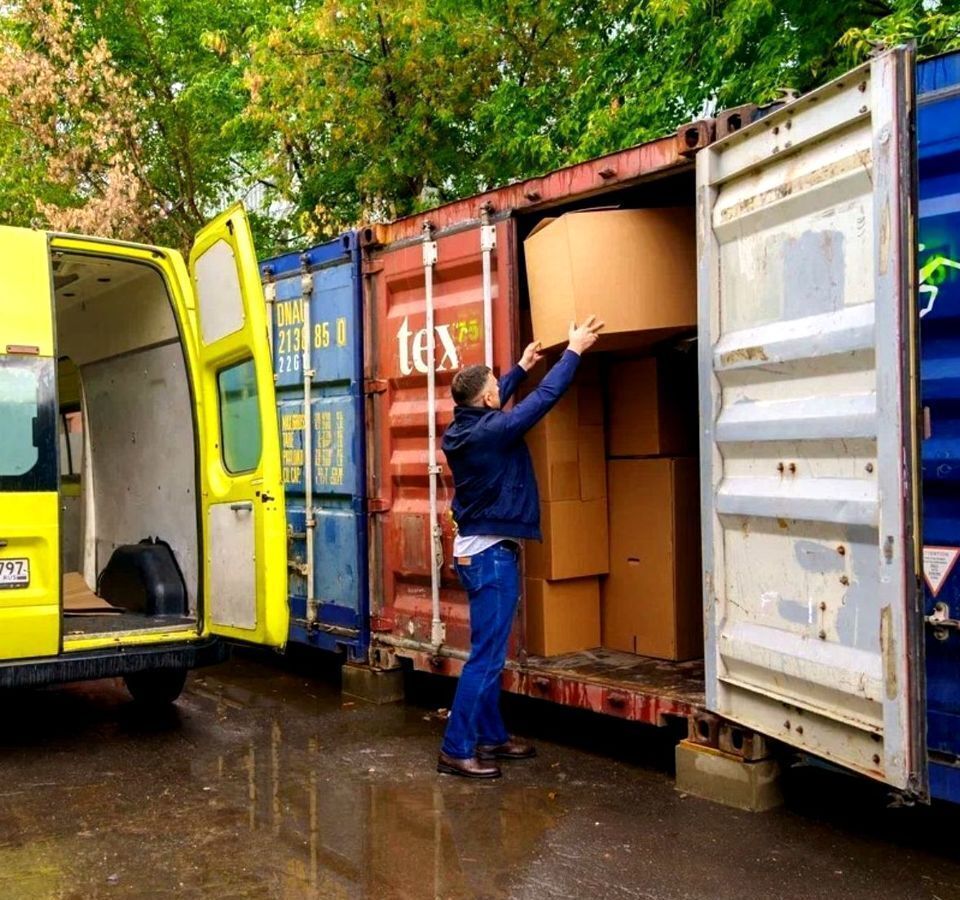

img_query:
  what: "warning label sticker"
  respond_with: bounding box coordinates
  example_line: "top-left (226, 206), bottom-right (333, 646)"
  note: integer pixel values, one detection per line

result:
top-left (923, 546), bottom-right (960, 597)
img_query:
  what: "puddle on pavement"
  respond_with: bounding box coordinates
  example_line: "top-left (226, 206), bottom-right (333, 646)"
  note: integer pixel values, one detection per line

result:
top-left (0, 660), bottom-right (564, 899)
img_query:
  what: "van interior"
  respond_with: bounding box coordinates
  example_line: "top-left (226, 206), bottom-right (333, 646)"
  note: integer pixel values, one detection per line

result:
top-left (53, 251), bottom-right (199, 641)
top-left (515, 168), bottom-right (707, 708)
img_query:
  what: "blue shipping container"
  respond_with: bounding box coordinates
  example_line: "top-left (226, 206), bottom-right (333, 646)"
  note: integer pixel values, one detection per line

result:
top-left (918, 50), bottom-right (960, 802)
top-left (260, 234), bottom-right (369, 659)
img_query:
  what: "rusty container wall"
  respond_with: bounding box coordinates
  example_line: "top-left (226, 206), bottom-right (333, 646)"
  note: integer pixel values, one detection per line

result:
top-left (363, 132), bottom-right (694, 682)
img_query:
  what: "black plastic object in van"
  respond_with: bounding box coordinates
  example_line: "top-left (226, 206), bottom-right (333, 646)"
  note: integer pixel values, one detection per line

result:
top-left (97, 539), bottom-right (187, 616)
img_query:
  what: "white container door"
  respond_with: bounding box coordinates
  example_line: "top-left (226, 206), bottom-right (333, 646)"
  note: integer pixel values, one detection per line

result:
top-left (697, 47), bottom-right (926, 794)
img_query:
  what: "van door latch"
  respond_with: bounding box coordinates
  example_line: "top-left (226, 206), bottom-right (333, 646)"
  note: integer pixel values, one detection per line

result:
top-left (925, 602), bottom-right (960, 641)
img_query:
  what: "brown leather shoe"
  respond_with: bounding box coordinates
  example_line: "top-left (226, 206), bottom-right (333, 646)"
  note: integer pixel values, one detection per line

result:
top-left (476, 738), bottom-right (536, 760)
top-left (437, 753), bottom-right (502, 779)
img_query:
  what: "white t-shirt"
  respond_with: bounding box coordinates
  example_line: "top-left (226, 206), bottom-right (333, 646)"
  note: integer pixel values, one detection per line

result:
top-left (453, 534), bottom-right (512, 558)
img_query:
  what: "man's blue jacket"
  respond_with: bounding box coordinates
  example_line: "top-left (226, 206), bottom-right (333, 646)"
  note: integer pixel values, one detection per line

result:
top-left (441, 349), bottom-right (581, 541)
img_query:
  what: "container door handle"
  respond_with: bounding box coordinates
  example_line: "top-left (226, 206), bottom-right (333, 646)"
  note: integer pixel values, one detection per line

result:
top-left (230, 502), bottom-right (254, 513)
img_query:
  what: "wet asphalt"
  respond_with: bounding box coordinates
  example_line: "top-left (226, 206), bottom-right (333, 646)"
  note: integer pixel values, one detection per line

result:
top-left (2, 650), bottom-right (960, 899)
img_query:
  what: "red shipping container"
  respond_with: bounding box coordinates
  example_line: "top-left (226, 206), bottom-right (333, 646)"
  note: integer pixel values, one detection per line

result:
top-left (361, 132), bottom-right (705, 726)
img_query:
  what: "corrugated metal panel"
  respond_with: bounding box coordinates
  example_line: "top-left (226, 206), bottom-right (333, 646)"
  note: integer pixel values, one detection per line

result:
top-left (698, 49), bottom-right (924, 791)
top-left (260, 235), bottom-right (368, 658)
top-left (917, 50), bottom-right (960, 802)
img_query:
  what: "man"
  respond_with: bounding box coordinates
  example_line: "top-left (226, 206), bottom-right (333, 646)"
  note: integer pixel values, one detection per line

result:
top-left (438, 316), bottom-right (604, 779)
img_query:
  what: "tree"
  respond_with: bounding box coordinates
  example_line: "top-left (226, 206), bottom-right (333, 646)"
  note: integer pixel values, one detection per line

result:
top-left (2, 0), bottom-right (958, 253)
top-left (243, 0), bottom-right (598, 240)
top-left (0, 0), bottom-right (285, 251)
top-left (0, 0), bottom-right (152, 238)
top-left (539, 0), bottom-right (960, 164)
top-left (245, 0), bottom-right (960, 247)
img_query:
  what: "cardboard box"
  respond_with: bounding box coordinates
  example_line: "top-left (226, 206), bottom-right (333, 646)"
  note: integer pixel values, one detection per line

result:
top-left (606, 355), bottom-right (697, 457)
top-left (524, 208), bottom-right (697, 351)
top-left (524, 577), bottom-right (601, 657)
top-left (527, 421), bottom-right (606, 502)
top-left (524, 366), bottom-right (607, 502)
top-left (577, 426), bottom-right (606, 500)
top-left (527, 428), bottom-right (581, 501)
top-left (601, 458), bottom-right (702, 660)
top-left (525, 498), bottom-right (609, 580)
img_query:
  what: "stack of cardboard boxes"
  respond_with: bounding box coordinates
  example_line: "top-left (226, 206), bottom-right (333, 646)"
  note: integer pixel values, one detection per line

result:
top-left (521, 206), bottom-right (703, 661)
top-left (522, 363), bottom-right (607, 656)
top-left (602, 354), bottom-right (702, 660)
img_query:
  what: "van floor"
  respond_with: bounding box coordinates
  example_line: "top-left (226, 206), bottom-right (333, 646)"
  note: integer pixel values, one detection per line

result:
top-left (523, 648), bottom-right (705, 710)
top-left (63, 612), bottom-right (195, 637)
top-left (62, 573), bottom-right (193, 638)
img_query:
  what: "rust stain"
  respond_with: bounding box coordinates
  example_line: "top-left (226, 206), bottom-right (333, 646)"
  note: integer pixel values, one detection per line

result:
top-left (720, 345), bottom-right (769, 367)
top-left (880, 604), bottom-right (897, 700)
top-left (878, 201), bottom-right (890, 276)
top-left (719, 151), bottom-right (870, 224)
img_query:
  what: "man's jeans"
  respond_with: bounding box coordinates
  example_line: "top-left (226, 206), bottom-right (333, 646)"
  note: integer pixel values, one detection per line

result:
top-left (441, 542), bottom-right (519, 759)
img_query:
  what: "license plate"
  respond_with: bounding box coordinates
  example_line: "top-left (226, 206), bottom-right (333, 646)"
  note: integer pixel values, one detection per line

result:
top-left (0, 558), bottom-right (30, 589)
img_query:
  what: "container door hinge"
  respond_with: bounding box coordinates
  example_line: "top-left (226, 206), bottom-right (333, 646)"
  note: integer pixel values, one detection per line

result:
top-left (422, 240), bottom-right (438, 267)
top-left (480, 224), bottom-right (497, 252)
top-left (364, 378), bottom-right (388, 395)
top-left (925, 602), bottom-right (960, 641)
top-left (366, 498), bottom-right (391, 514)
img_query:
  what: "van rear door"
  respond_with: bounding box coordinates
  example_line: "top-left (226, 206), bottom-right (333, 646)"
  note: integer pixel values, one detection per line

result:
top-left (189, 205), bottom-right (289, 648)
top-left (697, 48), bottom-right (925, 793)
top-left (0, 227), bottom-right (60, 659)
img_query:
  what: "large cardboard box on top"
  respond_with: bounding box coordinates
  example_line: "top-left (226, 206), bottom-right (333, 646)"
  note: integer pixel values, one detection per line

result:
top-left (606, 354), bottom-right (698, 458)
top-left (524, 208), bottom-right (697, 351)
top-left (524, 577), bottom-right (601, 657)
top-left (602, 458), bottom-right (702, 660)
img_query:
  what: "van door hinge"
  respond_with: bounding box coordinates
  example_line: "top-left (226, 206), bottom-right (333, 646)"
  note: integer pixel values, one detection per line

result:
top-left (366, 498), bottom-right (391, 514)
top-left (364, 378), bottom-right (388, 395)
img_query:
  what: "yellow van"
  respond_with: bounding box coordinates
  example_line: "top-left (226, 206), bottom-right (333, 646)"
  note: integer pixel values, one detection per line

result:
top-left (0, 205), bottom-right (288, 704)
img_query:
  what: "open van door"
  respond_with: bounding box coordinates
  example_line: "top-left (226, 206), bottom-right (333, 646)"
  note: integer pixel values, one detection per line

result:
top-left (189, 205), bottom-right (288, 648)
top-left (697, 48), bottom-right (926, 794)
top-left (0, 228), bottom-right (60, 660)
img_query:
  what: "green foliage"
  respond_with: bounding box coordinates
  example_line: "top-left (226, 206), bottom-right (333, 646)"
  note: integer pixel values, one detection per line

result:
top-left (78, 0), bottom-right (288, 249)
top-left (248, 0), bottom-right (960, 248)
top-left (0, 0), bottom-right (285, 251)
top-left (2, 0), bottom-right (960, 255)
top-left (841, 1), bottom-right (960, 59)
